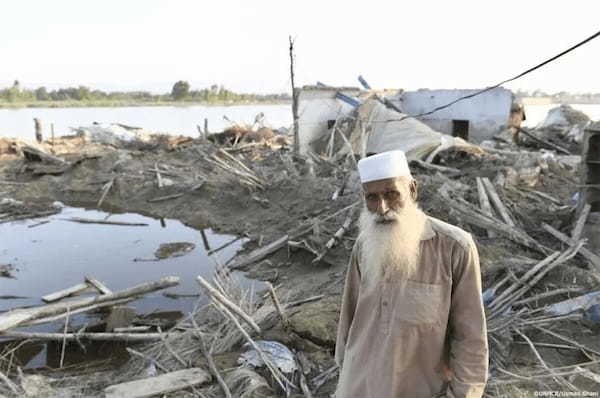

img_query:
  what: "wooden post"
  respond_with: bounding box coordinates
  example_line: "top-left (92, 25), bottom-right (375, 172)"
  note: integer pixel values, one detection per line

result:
top-left (51, 123), bottom-right (55, 147)
top-left (200, 229), bottom-right (211, 251)
top-left (204, 118), bottom-right (209, 138)
top-left (289, 35), bottom-right (300, 154)
top-left (33, 118), bottom-right (43, 143)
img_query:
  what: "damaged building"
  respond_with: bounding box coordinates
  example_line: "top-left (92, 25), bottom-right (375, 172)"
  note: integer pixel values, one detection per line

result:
top-left (296, 85), bottom-right (524, 155)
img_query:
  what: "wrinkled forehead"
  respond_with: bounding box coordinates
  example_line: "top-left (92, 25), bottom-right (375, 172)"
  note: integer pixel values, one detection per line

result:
top-left (362, 176), bottom-right (412, 194)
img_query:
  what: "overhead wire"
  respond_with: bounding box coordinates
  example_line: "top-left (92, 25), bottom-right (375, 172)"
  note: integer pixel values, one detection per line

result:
top-left (387, 28), bottom-right (600, 122)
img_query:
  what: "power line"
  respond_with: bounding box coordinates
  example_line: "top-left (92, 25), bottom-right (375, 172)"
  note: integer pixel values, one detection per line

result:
top-left (391, 28), bottom-right (600, 121)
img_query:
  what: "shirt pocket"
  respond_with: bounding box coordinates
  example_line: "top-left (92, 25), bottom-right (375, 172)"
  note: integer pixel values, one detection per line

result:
top-left (388, 280), bottom-right (444, 325)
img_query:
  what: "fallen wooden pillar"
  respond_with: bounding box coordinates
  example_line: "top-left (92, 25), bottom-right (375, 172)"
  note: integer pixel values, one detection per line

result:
top-left (104, 368), bottom-right (211, 398)
top-left (42, 282), bottom-right (90, 303)
top-left (0, 276), bottom-right (179, 332)
top-left (0, 331), bottom-right (167, 342)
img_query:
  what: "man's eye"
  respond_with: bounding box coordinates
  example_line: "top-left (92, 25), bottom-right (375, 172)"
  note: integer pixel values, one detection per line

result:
top-left (365, 194), bottom-right (377, 201)
top-left (384, 191), bottom-right (400, 200)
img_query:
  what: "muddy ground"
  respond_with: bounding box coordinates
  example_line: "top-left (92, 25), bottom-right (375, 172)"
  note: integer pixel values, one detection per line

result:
top-left (1, 132), bottom-right (600, 397)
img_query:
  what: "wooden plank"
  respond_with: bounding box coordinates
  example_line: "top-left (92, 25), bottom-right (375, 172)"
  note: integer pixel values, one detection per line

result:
top-left (542, 223), bottom-right (600, 273)
top-left (85, 276), bottom-right (113, 295)
top-left (1, 331), bottom-right (167, 342)
top-left (476, 177), bottom-right (496, 238)
top-left (443, 192), bottom-right (550, 254)
top-left (0, 276), bottom-right (179, 332)
top-left (481, 177), bottom-right (515, 227)
top-left (572, 203), bottom-right (591, 241)
top-left (104, 368), bottom-right (211, 398)
top-left (227, 235), bottom-right (289, 270)
top-left (42, 283), bottom-right (90, 303)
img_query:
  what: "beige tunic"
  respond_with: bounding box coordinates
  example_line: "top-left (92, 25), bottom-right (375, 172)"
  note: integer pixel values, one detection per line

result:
top-left (335, 216), bottom-right (488, 398)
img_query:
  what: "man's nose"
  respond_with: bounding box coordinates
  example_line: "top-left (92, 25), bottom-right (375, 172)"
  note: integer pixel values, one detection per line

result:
top-left (376, 198), bottom-right (389, 215)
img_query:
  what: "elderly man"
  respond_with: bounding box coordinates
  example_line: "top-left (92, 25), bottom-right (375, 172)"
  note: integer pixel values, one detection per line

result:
top-left (335, 150), bottom-right (488, 398)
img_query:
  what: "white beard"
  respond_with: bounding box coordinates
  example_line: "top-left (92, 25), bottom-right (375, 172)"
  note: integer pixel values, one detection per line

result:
top-left (358, 200), bottom-right (427, 283)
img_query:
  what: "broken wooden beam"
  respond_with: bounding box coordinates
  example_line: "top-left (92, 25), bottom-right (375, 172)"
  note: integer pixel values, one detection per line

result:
top-left (572, 203), bottom-right (591, 241)
top-left (443, 191), bottom-right (550, 254)
top-left (476, 177), bottom-right (496, 238)
top-left (0, 331), bottom-right (167, 342)
top-left (104, 368), bottom-right (211, 398)
top-left (0, 276), bottom-right (180, 332)
top-left (517, 127), bottom-right (571, 155)
top-left (85, 276), bottom-right (113, 295)
top-left (228, 235), bottom-right (289, 270)
top-left (42, 282), bottom-right (90, 303)
top-left (481, 177), bottom-right (516, 227)
top-left (542, 223), bottom-right (600, 273)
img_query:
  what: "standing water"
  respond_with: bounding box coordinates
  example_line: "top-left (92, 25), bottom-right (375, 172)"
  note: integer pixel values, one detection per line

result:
top-left (0, 206), bottom-right (258, 368)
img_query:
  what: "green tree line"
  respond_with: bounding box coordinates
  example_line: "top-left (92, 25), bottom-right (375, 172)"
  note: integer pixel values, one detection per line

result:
top-left (0, 80), bottom-right (291, 104)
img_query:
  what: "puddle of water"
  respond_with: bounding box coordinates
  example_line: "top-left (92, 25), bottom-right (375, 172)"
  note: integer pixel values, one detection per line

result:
top-left (0, 206), bottom-right (259, 368)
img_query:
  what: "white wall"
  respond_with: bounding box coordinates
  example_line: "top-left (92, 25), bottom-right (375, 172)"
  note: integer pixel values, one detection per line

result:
top-left (297, 87), bottom-right (359, 154)
top-left (393, 88), bottom-right (513, 142)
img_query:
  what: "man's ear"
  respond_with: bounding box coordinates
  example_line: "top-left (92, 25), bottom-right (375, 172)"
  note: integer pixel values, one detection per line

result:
top-left (410, 179), bottom-right (418, 202)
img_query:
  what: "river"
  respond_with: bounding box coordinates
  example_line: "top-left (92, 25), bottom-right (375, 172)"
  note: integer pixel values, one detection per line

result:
top-left (1, 103), bottom-right (600, 141)
top-left (0, 104), bottom-right (293, 139)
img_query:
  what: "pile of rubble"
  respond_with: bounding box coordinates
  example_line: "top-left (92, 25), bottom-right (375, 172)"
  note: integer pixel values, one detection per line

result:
top-left (0, 103), bottom-right (599, 397)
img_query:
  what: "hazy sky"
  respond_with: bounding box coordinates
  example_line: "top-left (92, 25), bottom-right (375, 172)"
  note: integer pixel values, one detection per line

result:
top-left (2, 0), bottom-right (600, 94)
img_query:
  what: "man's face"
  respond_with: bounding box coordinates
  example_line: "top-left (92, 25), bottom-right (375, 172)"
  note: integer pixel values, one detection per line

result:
top-left (363, 177), bottom-right (416, 223)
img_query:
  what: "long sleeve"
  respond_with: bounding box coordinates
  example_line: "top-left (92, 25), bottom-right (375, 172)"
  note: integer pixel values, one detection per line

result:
top-left (335, 243), bottom-right (361, 368)
top-left (447, 236), bottom-right (489, 398)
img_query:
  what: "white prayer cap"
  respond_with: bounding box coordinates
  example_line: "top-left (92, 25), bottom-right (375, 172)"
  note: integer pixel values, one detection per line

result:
top-left (357, 150), bottom-right (412, 183)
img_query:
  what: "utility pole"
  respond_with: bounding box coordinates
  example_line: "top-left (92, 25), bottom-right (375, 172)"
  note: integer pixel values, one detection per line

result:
top-left (289, 35), bottom-right (299, 154)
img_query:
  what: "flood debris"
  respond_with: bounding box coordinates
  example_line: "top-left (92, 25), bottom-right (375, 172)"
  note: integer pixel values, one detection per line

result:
top-left (2, 99), bottom-right (600, 396)
top-left (104, 367), bottom-right (211, 398)
top-left (0, 263), bottom-right (15, 279)
top-left (154, 242), bottom-right (196, 260)
top-left (0, 276), bottom-right (180, 332)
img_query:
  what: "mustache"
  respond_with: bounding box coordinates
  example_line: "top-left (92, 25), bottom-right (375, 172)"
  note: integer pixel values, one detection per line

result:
top-left (374, 210), bottom-right (400, 224)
